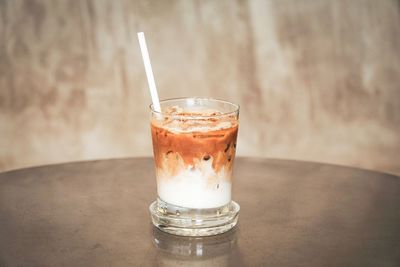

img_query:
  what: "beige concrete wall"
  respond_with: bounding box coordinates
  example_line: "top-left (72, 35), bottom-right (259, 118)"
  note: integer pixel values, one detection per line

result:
top-left (1, 0), bottom-right (400, 174)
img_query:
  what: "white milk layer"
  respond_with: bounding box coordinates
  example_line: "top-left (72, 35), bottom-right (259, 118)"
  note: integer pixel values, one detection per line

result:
top-left (156, 160), bottom-right (231, 209)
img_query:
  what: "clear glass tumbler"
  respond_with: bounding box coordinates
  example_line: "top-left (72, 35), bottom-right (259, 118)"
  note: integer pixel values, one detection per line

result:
top-left (149, 97), bottom-right (240, 236)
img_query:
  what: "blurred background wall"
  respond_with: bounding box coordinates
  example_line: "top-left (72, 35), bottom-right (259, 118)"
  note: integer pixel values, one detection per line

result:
top-left (1, 0), bottom-right (399, 174)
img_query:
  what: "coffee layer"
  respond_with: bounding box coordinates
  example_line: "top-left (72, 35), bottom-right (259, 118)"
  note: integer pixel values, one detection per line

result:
top-left (151, 122), bottom-right (238, 176)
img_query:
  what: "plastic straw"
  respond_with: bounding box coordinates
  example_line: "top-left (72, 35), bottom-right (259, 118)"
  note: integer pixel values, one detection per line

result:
top-left (137, 32), bottom-right (161, 112)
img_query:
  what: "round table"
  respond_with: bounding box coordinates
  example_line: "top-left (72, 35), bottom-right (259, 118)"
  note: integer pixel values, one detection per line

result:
top-left (0, 157), bottom-right (399, 266)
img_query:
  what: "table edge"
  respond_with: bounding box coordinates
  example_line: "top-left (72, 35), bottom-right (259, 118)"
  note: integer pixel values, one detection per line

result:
top-left (0, 156), bottom-right (398, 178)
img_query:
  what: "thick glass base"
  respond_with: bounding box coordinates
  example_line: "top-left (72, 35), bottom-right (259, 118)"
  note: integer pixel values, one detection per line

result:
top-left (149, 198), bottom-right (240, 237)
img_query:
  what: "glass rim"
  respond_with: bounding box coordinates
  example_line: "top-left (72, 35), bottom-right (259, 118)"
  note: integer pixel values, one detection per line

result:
top-left (149, 97), bottom-right (240, 119)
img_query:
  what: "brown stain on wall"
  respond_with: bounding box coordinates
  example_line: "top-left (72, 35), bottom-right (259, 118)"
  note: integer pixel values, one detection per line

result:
top-left (0, 0), bottom-right (399, 175)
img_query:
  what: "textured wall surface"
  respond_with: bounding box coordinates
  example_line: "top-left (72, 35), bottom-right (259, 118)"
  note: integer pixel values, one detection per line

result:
top-left (0, 0), bottom-right (399, 174)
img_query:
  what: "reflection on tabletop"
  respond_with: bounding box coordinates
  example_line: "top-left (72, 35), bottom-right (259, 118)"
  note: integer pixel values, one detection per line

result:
top-left (152, 227), bottom-right (239, 266)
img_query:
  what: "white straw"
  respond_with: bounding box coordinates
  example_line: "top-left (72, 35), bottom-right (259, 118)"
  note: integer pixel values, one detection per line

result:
top-left (137, 32), bottom-right (161, 112)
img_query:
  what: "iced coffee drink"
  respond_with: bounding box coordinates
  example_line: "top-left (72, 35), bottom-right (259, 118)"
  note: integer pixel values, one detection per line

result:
top-left (149, 97), bottom-right (240, 236)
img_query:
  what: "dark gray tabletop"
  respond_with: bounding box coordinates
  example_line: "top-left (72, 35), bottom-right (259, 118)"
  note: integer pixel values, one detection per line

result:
top-left (0, 157), bottom-right (399, 266)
